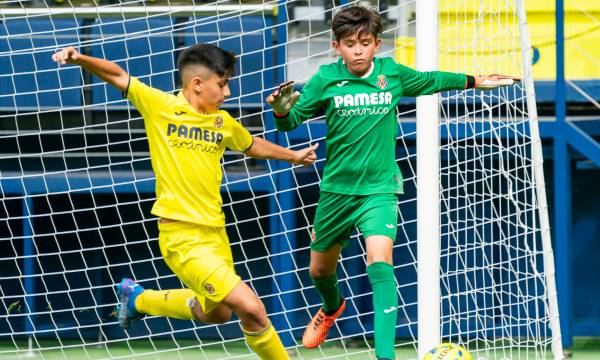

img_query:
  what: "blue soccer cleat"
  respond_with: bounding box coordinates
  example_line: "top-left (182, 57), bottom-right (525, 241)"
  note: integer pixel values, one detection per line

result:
top-left (116, 278), bottom-right (145, 329)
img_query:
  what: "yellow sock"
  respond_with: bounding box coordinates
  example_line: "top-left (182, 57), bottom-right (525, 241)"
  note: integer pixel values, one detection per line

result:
top-left (134, 289), bottom-right (196, 320)
top-left (243, 322), bottom-right (289, 360)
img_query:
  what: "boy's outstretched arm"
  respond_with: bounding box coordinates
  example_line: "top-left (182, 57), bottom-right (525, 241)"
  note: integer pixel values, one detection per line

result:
top-left (398, 63), bottom-right (520, 96)
top-left (244, 136), bottom-right (319, 166)
top-left (52, 46), bottom-right (129, 92)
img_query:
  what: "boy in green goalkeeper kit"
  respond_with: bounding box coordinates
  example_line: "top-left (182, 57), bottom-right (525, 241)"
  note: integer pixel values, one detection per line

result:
top-left (266, 6), bottom-right (518, 360)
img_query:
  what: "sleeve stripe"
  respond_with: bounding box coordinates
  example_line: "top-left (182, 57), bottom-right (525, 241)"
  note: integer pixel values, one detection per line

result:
top-left (466, 75), bottom-right (476, 89)
top-left (241, 137), bottom-right (254, 153)
top-left (122, 76), bottom-right (132, 98)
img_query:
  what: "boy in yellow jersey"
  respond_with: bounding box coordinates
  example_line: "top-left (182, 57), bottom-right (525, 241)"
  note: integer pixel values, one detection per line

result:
top-left (52, 44), bottom-right (318, 359)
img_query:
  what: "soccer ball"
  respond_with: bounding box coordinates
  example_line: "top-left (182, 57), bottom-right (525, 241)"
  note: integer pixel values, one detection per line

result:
top-left (422, 343), bottom-right (473, 360)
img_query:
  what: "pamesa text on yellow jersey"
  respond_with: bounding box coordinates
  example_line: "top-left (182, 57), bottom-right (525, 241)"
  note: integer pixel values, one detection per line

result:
top-left (126, 77), bottom-right (253, 227)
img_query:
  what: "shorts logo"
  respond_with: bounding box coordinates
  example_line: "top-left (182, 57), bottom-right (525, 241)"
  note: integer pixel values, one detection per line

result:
top-left (204, 283), bottom-right (215, 295)
top-left (393, 175), bottom-right (399, 182)
top-left (214, 116), bottom-right (223, 128)
top-left (377, 74), bottom-right (387, 89)
top-left (383, 306), bottom-right (396, 314)
top-left (311, 229), bottom-right (316, 242)
top-left (386, 224), bottom-right (395, 229)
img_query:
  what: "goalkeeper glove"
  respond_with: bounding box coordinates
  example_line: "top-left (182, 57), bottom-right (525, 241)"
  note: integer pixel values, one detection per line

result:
top-left (267, 81), bottom-right (300, 116)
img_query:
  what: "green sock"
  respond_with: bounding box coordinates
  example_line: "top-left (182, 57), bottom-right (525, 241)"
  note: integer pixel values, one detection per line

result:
top-left (367, 262), bottom-right (398, 359)
top-left (311, 272), bottom-right (341, 314)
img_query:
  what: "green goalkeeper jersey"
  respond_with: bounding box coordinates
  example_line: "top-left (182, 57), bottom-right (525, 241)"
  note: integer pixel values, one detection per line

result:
top-left (275, 57), bottom-right (467, 195)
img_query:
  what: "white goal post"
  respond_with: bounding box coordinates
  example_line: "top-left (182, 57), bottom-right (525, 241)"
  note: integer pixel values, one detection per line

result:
top-left (416, 0), bottom-right (442, 357)
top-left (416, 1), bottom-right (562, 359)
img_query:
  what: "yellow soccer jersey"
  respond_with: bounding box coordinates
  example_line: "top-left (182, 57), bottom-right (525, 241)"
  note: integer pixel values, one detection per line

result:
top-left (126, 77), bottom-right (253, 227)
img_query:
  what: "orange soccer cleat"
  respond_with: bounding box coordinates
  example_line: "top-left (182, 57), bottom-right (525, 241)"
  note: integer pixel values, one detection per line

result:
top-left (302, 299), bottom-right (346, 348)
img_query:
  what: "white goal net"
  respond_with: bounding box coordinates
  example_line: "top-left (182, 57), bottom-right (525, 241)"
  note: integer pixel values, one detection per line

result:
top-left (0, 0), bottom-right (561, 359)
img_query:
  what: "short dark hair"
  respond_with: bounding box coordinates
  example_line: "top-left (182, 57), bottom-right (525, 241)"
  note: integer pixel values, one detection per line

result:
top-left (331, 6), bottom-right (383, 42)
top-left (177, 43), bottom-right (236, 79)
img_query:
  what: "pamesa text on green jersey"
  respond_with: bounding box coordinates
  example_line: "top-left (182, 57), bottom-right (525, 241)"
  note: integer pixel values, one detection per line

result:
top-left (275, 57), bottom-right (466, 195)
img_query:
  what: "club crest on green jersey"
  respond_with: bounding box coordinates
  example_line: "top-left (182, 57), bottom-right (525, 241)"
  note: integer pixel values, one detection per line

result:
top-left (377, 74), bottom-right (387, 89)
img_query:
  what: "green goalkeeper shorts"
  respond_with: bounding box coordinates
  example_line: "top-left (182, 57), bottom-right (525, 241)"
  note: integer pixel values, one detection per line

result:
top-left (311, 191), bottom-right (399, 252)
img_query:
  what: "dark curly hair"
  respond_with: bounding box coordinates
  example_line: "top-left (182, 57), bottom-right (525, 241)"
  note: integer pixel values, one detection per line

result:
top-left (332, 6), bottom-right (383, 42)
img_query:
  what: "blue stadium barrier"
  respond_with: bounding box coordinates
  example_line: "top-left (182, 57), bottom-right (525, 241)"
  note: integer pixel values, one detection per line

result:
top-left (0, 18), bottom-right (83, 109)
top-left (89, 17), bottom-right (176, 106)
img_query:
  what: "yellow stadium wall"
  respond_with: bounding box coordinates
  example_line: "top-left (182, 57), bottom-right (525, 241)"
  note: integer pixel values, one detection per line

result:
top-left (395, 0), bottom-right (600, 80)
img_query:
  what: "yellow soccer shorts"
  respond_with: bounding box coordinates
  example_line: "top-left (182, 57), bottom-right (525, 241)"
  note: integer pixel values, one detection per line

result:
top-left (157, 220), bottom-right (241, 313)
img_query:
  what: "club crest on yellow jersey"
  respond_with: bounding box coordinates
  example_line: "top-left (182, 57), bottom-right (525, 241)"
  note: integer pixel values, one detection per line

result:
top-left (204, 283), bottom-right (215, 295)
top-left (214, 116), bottom-right (223, 129)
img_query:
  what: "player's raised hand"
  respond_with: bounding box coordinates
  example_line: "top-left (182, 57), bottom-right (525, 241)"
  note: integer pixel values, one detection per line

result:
top-left (52, 46), bottom-right (81, 65)
top-left (475, 74), bottom-right (521, 90)
top-left (293, 143), bottom-right (319, 166)
top-left (267, 81), bottom-right (300, 116)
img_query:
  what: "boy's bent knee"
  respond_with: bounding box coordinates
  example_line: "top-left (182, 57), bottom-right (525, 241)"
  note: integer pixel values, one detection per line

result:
top-left (237, 299), bottom-right (268, 330)
top-left (365, 235), bottom-right (393, 265)
top-left (309, 266), bottom-right (335, 279)
top-left (192, 302), bottom-right (232, 324)
top-left (208, 307), bottom-right (232, 324)
top-left (222, 281), bottom-right (268, 329)
top-left (238, 299), bottom-right (266, 319)
top-left (366, 253), bottom-right (392, 265)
